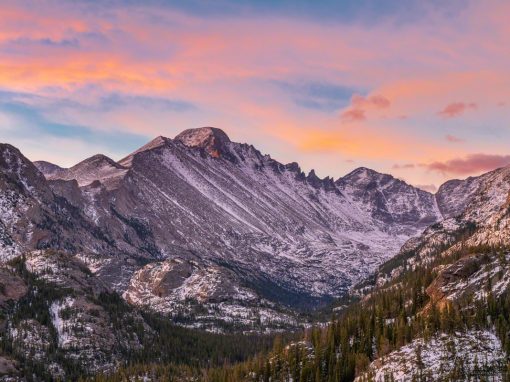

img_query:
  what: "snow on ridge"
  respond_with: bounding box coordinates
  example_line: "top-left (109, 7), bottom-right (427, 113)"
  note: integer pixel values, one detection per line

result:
top-left (357, 330), bottom-right (506, 382)
top-left (50, 297), bottom-right (75, 348)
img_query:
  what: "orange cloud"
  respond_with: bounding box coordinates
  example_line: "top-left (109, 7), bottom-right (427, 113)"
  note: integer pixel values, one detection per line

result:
top-left (437, 102), bottom-right (477, 118)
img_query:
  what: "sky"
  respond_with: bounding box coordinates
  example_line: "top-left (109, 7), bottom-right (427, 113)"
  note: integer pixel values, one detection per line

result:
top-left (1, 0), bottom-right (510, 191)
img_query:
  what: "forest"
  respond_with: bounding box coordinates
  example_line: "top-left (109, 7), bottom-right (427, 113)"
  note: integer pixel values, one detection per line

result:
top-left (89, 242), bottom-right (510, 381)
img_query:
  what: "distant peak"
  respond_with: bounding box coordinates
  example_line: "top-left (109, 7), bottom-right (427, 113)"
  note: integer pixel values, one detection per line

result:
top-left (34, 160), bottom-right (65, 178)
top-left (352, 167), bottom-right (380, 176)
top-left (340, 167), bottom-right (387, 181)
top-left (34, 160), bottom-right (64, 172)
top-left (73, 154), bottom-right (125, 170)
top-left (118, 136), bottom-right (170, 166)
top-left (175, 127), bottom-right (231, 158)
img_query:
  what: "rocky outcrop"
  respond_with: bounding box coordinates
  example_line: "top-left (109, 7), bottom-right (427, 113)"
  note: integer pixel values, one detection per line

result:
top-left (0, 268), bottom-right (27, 307)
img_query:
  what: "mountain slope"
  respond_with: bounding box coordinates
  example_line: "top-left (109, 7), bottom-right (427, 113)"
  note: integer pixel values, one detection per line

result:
top-left (0, 144), bottom-right (118, 263)
top-left (367, 164), bottom-right (510, 287)
top-left (0, 251), bottom-right (277, 380)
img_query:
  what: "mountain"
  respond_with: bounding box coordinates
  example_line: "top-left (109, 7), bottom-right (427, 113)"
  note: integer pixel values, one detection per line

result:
top-left (1, 127), bottom-right (510, 380)
top-left (171, 164), bottom-right (510, 382)
top-left (29, 127), bottom-right (441, 325)
top-left (344, 164), bottom-right (510, 380)
top-left (0, 250), bottom-right (276, 380)
top-left (368, 164), bottom-right (510, 288)
top-left (38, 154), bottom-right (129, 190)
top-left (337, 167), bottom-right (440, 232)
top-left (0, 144), bottom-right (117, 261)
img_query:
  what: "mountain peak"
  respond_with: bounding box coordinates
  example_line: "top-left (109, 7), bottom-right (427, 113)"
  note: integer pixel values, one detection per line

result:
top-left (73, 154), bottom-right (124, 170)
top-left (175, 127), bottom-right (231, 158)
top-left (118, 136), bottom-right (170, 167)
top-left (33, 160), bottom-right (65, 178)
top-left (347, 167), bottom-right (382, 178)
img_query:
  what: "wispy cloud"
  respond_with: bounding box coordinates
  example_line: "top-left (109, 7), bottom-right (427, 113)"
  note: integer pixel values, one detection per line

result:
top-left (341, 93), bottom-right (390, 122)
top-left (437, 102), bottom-right (477, 118)
top-left (445, 134), bottom-right (464, 143)
top-left (274, 81), bottom-right (358, 112)
top-left (341, 108), bottom-right (366, 122)
top-left (0, 96), bottom-right (148, 154)
top-left (351, 94), bottom-right (391, 110)
top-left (392, 163), bottom-right (415, 169)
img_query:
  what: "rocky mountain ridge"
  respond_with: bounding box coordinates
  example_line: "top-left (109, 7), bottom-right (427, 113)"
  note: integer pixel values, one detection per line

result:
top-left (23, 127), bottom-right (444, 322)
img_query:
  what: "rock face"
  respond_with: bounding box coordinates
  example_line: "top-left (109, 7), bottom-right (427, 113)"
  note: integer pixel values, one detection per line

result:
top-left (0, 268), bottom-right (27, 307)
top-left (0, 144), bottom-right (117, 263)
top-left (174, 126), bottom-right (232, 159)
top-left (1, 251), bottom-right (149, 379)
top-left (337, 167), bottom-right (441, 233)
top-left (123, 259), bottom-right (297, 331)
top-left (425, 253), bottom-right (498, 310)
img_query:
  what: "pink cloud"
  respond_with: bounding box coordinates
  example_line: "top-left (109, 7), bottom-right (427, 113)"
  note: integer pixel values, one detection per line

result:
top-left (341, 108), bottom-right (366, 122)
top-left (445, 134), bottom-right (464, 143)
top-left (392, 163), bottom-right (415, 169)
top-left (437, 102), bottom-right (477, 118)
top-left (423, 153), bottom-right (510, 175)
top-left (341, 94), bottom-right (390, 122)
top-left (351, 94), bottom-right (391, 109)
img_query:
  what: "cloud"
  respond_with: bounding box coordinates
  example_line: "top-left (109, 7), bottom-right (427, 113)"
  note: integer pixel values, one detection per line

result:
top-left (341, 108), bottom-right (366, 122)
top-left (437, 102), bottom-right (477, 118)
top-left (98, 93), bottom-right (196, 112)
top-left (445, 134), bottom-right (464, 143)
top-left (120, 0), bottom-right (468, 25)
top-left (274, 81), bottom-right (358, 112)
top-left (341, 93), bottom-right (390, 122)
top-left (415, 184), bottom-right (437, 193)
top-left (0, 97), bottom-right (148, 154)
top-left (423, 153), bottom-right (510, 175)
top-left (392, 163), bottom-right (415, 169)
top-left (351, 94), bottom-right (391, 109)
